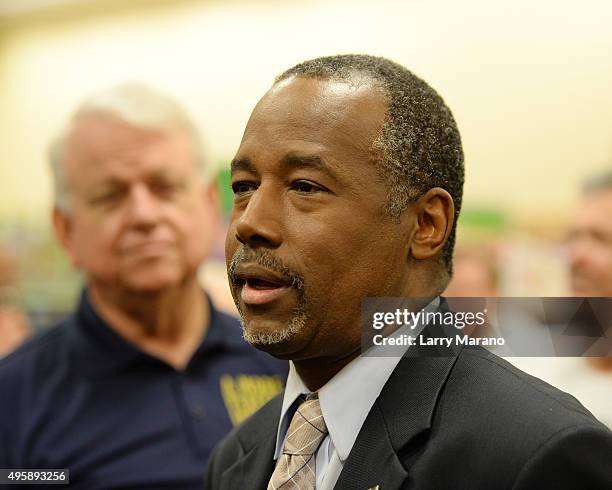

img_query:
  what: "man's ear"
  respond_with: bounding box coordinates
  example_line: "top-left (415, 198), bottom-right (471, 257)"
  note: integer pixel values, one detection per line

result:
top-left (409, 188), bottom-right (454, 260)
top-left (52, 207), bottom-right (79, 266)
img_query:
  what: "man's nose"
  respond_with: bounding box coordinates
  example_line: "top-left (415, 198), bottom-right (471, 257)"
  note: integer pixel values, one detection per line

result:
top-left (126, 184), bottom-right (162, 229)
top-left (567, 237), bottom-right (592, 272)
top-left (234, 186), bottom-right (282, 249)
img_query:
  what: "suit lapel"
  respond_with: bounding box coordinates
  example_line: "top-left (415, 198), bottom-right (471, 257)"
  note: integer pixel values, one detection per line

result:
top-left (335, 353), bottom-right (458, 489)
top-left (219, 395), bottom-right (282, 490)
top-left (334, 401), bottom-right (408, 489)
top-left (220, 434), bottom-right (277, 490)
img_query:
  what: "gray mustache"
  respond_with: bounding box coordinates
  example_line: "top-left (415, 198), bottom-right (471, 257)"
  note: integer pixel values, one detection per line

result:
top-left (228, 246), bottom-right (305, 292)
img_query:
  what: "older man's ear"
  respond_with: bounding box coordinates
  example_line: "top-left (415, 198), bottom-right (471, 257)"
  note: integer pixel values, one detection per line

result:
top-left (52, 207), bottom-right (79, 267)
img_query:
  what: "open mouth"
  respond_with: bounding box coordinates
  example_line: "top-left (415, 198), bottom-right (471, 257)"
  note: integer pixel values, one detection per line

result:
top-left (241, 279), bottom-right (290, 306)
top-left (244, 278), bottom-right (284, 290)
top-left (235, 266), bottom-right (292, 306)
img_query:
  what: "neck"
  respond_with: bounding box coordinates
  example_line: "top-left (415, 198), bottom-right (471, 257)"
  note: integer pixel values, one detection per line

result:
top-left (291, 293), bottom-right (440, 391)
top-left (293, 346), bottom-right (361, 392)
top-left (88, 274), bottom-right (209, 370)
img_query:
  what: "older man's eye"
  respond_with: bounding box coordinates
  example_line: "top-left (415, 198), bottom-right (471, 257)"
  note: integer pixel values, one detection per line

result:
top-left (151, 181), bottom-right (181, 198)
top-left (89, 190), bottom-right (123, 206)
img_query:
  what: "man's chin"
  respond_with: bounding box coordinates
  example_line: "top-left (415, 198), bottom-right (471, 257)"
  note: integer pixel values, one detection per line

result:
top-left (119, 271), bottom-right (186, 294)
top-left (241, 318), bottom-right (308, 358)
top-left (571, 279), bottom-right (604, 297)
top-left (244, 338), bottom-right (296, 359)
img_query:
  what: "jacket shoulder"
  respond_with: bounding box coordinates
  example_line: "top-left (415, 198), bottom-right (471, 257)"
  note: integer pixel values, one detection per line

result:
top-left (451, 348), bottom-right (603, 427)
top-left (420, 348), bottom-right (612, 488)
top-left (0, 318), bottom-right (72, 388)
top-left (0, 319), bottom-right (73, 466)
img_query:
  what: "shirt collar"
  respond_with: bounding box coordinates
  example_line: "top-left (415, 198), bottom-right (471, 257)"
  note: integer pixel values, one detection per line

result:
top-left (273, 297), bottom-right (440, 462)
top-left (69, 288), bottom-right (244, 378)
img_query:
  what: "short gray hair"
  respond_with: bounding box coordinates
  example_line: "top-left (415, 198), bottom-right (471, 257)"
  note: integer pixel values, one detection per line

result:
top-left (49, 83), bottom-right (208, 213)
top-left (276, 55), bottom-right (464, 277)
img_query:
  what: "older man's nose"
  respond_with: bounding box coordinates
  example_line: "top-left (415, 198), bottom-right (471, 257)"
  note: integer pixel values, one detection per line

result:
top-left (567, 237), bottom-right (590, 270)
top-left (126, 184), bottom-right (162, 229)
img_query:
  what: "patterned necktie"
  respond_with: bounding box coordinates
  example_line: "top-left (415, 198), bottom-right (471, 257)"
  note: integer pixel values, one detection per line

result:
top-left (268, 394), bottom-right (328, 490)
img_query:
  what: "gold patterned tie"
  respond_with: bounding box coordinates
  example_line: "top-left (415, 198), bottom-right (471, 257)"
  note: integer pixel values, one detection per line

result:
top-left (268, 394), bottom-right (328, 490)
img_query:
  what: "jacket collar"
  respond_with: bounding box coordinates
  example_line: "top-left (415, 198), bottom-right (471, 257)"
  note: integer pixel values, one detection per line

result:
top-left (219, 297), bottom-right (460, 490)
top-left (334, 354), bottom-right (458, 489)
top-left (219, 356), bottom-right (458, 490)
top-left (219, 395), bottom-right (283, 490)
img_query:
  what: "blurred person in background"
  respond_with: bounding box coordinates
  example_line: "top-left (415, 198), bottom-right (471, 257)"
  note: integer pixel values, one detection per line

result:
top-left (0, 84), bottom-right (286, 489)
top-left (512, 170), bottom-right (612, 428)
top-left (567, 170), bottom-right (612, 303)
top-left (444, 246), bottom-right (499, 297)
top-left (0, 245), bottom-right (31, 357)
top-left (564, 172), bottom-right (612, 409)
top-left (444, 245), bottom-right (499, 342)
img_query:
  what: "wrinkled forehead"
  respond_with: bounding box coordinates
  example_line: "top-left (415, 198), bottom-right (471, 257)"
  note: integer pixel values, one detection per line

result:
top-left (63, 113), bottom-right (199, 173)
top-left (54, 113), bottom-right (204, 198)
top-left (65, 112), bottom-right (170, 158)
top-left (241, 76), bottom-right (388, 155)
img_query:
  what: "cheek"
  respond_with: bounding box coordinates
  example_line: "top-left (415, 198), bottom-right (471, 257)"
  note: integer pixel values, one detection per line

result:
top-left (298, 232), bottom-right (393, 309)
top-left (225, 224), bottom-right (238, 267)
top-left (66, 218), bottom-right (120, 272)
top-left (582, 244), bottom-right (609, 266)
top-left (175, 203), bottom-right (218, 260)
top-left (594, 248), bottom-right (612, 270)
top-left (71, 218), bottom-right (118, 254)
top-left (297, 239), bottom-right (381, 351)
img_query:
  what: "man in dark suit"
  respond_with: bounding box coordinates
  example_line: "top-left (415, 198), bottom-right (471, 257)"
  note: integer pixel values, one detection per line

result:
top-left (207, 54), bottom-right (612, 489)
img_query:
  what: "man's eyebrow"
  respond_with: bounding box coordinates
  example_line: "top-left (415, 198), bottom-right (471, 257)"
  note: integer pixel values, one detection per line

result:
top-left (230, 157), bottom-right (257, 174)
top-left (89, 176), bottom-right (125, 190)
top-left (231, 154), bottom-right (339, 181)
top-left (281, 154), bottom-right (338, 179)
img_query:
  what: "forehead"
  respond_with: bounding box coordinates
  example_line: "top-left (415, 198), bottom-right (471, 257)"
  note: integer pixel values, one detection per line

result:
top-left (63, 113), bottom-right (196, 180)
top-left (237, 76), bottom-right (387, 166)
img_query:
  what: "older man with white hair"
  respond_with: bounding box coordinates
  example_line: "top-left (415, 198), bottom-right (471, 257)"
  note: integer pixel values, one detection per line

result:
top-left (0, 84), bottom-right (286, 489)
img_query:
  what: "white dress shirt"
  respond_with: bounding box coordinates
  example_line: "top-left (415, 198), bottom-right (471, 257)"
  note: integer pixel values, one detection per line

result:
top-left (273, 298), bottom-right (439, 489)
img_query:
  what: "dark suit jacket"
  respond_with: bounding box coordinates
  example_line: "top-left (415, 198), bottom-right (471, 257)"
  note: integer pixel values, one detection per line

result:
top-left (205, 347), bottom-right (612, 489)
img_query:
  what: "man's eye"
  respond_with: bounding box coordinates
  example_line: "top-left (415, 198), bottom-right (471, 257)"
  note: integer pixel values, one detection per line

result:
top-left (150, 182), bottom-right (175, 196)
top-left (292, 180), bottom-right (321, 193)
top-left (90, 191), bottom-right (122, 205)
top-left (231, 181), bottom-right (256, 195)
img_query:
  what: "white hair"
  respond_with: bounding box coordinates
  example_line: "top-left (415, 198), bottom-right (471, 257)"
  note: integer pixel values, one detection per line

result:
top-left (49, 82), bottom-right (209, 213)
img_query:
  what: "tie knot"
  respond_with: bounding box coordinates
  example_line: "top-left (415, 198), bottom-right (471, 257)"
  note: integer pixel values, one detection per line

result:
top-left (283, 396), bottom-right (328, 456)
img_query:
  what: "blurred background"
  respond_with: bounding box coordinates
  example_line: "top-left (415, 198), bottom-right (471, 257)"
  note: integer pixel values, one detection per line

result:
top-left (0, 0), bottom-right (611, 320)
